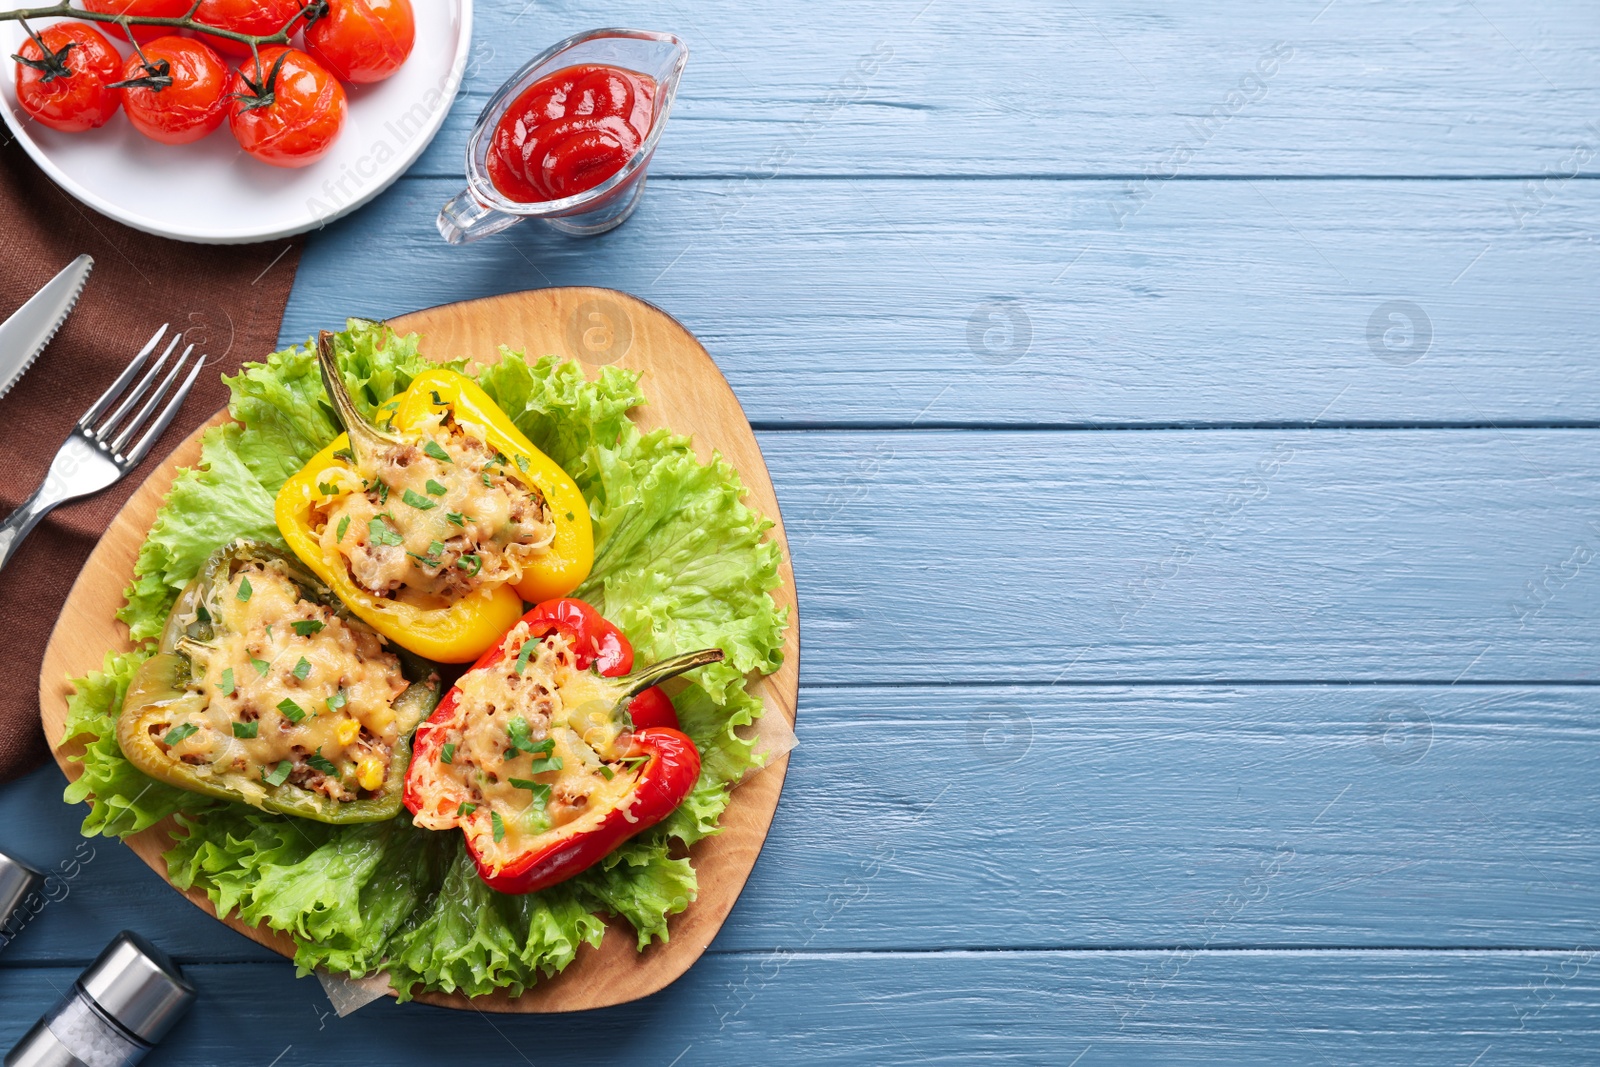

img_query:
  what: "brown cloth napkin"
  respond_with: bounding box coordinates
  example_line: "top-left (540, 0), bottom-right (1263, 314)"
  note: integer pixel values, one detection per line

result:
top-left (0, 137), bottom-right (302, 782)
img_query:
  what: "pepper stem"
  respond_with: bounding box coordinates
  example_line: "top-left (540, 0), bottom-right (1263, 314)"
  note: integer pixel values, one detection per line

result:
top-left (316, 329), bottom-right (404, 462)
top-left (614, 648), bottom-right (725, 703)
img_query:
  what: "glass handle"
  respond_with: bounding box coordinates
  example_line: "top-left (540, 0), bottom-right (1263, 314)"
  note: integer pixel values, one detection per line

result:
top-left (436, 189), bottom-right (524, 244)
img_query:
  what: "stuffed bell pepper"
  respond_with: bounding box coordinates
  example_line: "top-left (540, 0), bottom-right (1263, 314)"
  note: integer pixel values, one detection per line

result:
top-left (275, 331), bottom-right (593, 663)
top-left (117, 541), bottom-right (441, 823)
top-left (405, 598), bottom-right (722, 894)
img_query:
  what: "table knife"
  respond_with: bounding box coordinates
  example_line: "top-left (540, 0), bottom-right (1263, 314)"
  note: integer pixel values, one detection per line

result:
top-left (0, 253), bottom-right (94, 402)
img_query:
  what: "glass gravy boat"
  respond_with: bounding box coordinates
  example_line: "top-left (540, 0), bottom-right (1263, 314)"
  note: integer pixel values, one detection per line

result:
top-left (438, 29), bottom-right (687, 243)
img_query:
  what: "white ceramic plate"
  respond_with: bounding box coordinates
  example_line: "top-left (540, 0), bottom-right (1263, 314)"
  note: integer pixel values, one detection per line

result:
top-left (0, 1), bottom-right (471, 244)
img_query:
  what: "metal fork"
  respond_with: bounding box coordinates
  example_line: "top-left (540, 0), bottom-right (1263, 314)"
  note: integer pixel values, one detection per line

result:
top-left (0, 324), bottom-right (205, 573)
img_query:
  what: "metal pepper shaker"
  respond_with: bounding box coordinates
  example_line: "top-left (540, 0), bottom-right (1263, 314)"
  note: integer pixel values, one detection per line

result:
top-left (0, 850), bottom-right (44, 953)
top-left (5, 931), bottom-right (195, 1067)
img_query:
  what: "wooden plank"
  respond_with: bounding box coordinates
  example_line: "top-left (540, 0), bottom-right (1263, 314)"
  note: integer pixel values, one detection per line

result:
top-left (280, 178), bottom-right (1600, 427)
top-left (398, 0), bottom-right (1600, 179)
top-left (8, 683), bottom-right (1600, 963)
top-left (760, 429), bottom-right (1600, 682)
top-left (2, 952), bottom-right (1597, 1063)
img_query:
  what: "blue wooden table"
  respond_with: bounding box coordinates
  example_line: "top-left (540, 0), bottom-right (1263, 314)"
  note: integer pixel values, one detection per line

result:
top-left (5, 0), bottom-right (1600, 1061)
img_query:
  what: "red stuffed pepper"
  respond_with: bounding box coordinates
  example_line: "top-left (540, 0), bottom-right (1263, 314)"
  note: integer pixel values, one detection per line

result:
top-left (404, 597), bottom-right (721, 894)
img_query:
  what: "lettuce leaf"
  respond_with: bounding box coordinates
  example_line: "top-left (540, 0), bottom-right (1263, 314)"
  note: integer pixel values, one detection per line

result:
top-left (58, 320), bottom-right (787, 1001)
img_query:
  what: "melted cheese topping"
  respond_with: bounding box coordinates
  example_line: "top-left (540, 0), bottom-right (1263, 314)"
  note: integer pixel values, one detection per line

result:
top-left (410, 624), bottom-right (643, 871)
top-left (314, 412), bottom-right (554, 609)
top-left (156, 562), bottom-right (410, 802)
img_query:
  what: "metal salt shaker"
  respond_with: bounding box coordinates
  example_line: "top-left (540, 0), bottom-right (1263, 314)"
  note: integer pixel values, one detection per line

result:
top-left (5, 931), bottom-right (196, 1067)
top-left (0, 850), bottom-right (44, 953)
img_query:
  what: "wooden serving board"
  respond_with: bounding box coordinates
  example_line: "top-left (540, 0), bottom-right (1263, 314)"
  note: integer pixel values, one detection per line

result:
top-left (37, 288), bottom-right (799, 1013)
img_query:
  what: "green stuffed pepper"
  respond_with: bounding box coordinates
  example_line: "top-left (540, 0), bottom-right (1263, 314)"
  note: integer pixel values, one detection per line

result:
top-left (117, 540), bottom-right (441, 824)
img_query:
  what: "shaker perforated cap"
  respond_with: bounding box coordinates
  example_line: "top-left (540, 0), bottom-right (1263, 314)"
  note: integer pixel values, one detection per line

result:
top-left (0, 849), bottom-right (43, 938)
top-left (78, 931), bottom-right (195, 1044)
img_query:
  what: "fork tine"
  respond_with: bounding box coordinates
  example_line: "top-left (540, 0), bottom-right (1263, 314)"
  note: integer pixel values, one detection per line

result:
top-left (110, 344), bottom-right (192, 455)
top-left (78, 323), bottom-right (168, 430)
top-left (95, 335), bottom-right (180, 441)
top-left (124, 357), bottom-right (205, 469)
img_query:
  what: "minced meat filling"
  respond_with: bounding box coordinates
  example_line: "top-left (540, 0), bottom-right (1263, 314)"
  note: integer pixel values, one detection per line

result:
top-left (312, 412), bottom-right (555, 609)
top-left (157, 561), bottom-right (410, 802)
top-left (408, 624), bottom-right (645, 869)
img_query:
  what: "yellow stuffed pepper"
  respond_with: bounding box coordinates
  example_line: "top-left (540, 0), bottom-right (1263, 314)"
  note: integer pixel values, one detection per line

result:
top-left (275, 332), bottom-right (593, 663)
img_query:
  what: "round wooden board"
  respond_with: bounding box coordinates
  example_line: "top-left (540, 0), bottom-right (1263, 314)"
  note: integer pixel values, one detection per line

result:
top-left (37, 287), bottom-right (799, 1013)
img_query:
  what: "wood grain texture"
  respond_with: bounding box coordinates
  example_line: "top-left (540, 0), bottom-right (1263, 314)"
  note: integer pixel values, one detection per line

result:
top-left (6, 684), bottom-right (1600, 963)
top-left (758, 429), bottom-right (1600, 683)
top-left (34, 289), bottom-right (798, 1013)
top-left (399, 0), bottom-right (1600, 180)
top-left (4, 952), bottom-right (1599, 1064)
top-left (7, 0), bottom-right (1600, 1057)
top-left (281, 179), bottom-right (1600, 427)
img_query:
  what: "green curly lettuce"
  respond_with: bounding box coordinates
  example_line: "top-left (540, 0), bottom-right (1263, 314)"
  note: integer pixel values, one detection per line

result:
top-left (58, 320), bottom-right (788, 1001)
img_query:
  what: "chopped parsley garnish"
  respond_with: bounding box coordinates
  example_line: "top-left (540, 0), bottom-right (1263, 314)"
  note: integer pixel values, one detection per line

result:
top-left (491, 811), bottom-right (506, 843)
top-left (401, 488), bottom-right (436, 511)
top-left (277, 698), bottom-right (307, 723)
top-left (336, 515), bottom-right (350, 542)
top-left (457, 801), bottom-right (477, 817)
top-left (423, 440), bottom-right (452, 463)
top-left (232, 720), bottom-right (258, 739)
top-left (162, 723), bottom-right (198, 746)
top-left (326, 689), bottom-right (348, 712)
top-left (292, 656), bottom-right (312, 681)
top-left (509, 779), bottom-right (552, 804)
top-left (236, 576), bottom-right (252, 601)
top-left (251, 657), bottom-right (271, 677)
top-left (446, 511), bottom-right (466, 526)
top-left (215, 668), bottom-right (235, 696)
top-left (506, 716), bottom-right (550, 754)
top-left (292, 619), bottom-right (324, 637)
top-left (515, 454), bottom-right (530, 472)
top-left (305, 749), bottom-right (338, 776)
top-left (317, 480), bottom-right (338, 496)
top-left (375, 480), bottom-right (390, 504)
top-left (409, 539), bottom-right (447, 568)
top-left (262, 761), bottom-right (292, 787)
top-left (599, 765), bottom-right (615, 780)
top-left (481, 472), bottom-right (492, 488)
top-left (430, 389), bottom-right (445, 406)
top-left (425, 479), bottom-right (448, 496)
top-left (368, 517), bottom-right (403, 547)
top-left (457, 553), bottom-right (482, 576)
top-left (565, 511), bottom-right (575, 522)
top-left (526, 755), bottom-right (564, 775)
top-left (441, 742), bottom-right (456, 764)
top-left (514, 638), bottom-right (536, 674)
top-left (332, 447), bottom-right (355, 463)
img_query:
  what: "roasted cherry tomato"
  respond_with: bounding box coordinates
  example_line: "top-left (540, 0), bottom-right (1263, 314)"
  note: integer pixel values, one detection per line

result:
top-left (302, 0), bottom-right (415, 84)
top-left (116, 36), bottom-right (229, 144)
top-left (190, 0), bottom-right (302, 57)
top-left (81, 0), bottom-right (191, 43)
top-left (227, 46), bottom-right (346, 168)
top-left (13, 22), bottom-right (122, 133)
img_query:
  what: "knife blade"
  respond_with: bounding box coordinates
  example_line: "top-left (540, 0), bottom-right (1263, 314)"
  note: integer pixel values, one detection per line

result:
top-left (0, 253), bottom-right (94, 402)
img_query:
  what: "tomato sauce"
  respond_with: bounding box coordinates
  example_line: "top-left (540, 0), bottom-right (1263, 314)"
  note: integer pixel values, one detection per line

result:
top-left (487, 64), bottom-right (657, 203)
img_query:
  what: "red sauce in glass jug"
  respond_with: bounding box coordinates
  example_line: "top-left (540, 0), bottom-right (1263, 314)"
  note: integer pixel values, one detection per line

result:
top-left (487, 63), bottom-right (657, 203)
